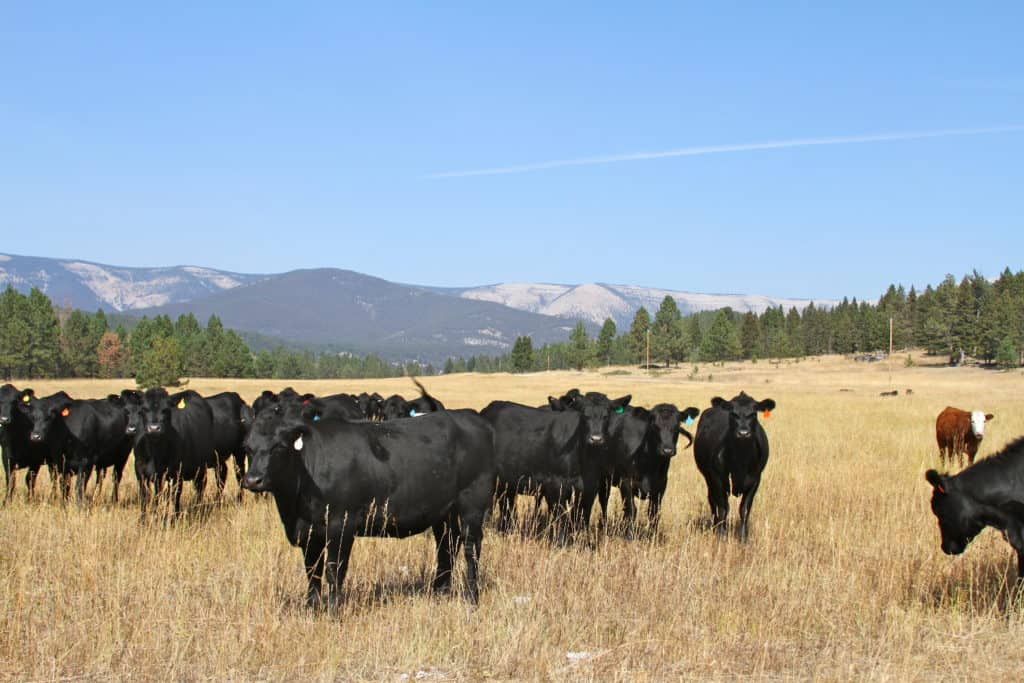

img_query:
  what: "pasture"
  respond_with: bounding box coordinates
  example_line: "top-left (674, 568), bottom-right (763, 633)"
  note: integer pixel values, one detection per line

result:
top-left (2, 354), bottom-right (1024, 681)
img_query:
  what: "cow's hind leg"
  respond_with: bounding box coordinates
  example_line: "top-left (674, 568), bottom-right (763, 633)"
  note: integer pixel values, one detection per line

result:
top-left (460, 511), bottom-right (484, 605)
top-left (75, 465), bottom-right (94, 507)
top-left (492, 485), bottom-right (516, 534)
top-left (703, 471), bottom-right (729, 534)
top-left (432, 518), bottom-right (462, 596)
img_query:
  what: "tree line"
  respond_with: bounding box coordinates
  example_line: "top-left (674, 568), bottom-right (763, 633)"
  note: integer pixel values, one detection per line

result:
top-left (479, 267), bottom-right (1024, 373)
top-left (2, 266), bottom-right (1022, 383)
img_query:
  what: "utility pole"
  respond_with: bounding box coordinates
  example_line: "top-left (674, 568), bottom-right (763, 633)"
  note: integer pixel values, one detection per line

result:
top-left (646, 328), bottom-right (651, 375)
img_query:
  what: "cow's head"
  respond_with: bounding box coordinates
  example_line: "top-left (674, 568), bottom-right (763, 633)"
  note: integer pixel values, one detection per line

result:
top-left (357, 392), bottom-right (384, 421)
top-left (120, 389), bottom-right (144, 436)
top-left (711, 392), bottom-right (776, 441)
top-left (136, 388), bottom-right (178, 438)
top-left (648, 404), bottom-right (701, 457)
top-left (969, 411), bottom-right (994, 439)
top-left (25, 392), bottom-right (73, 443)
top-left (563, 391), bottom-right (631, 446)
top-left (925, 469), bottom-right (985, 556)
top-left (241, 405), bottom-right (309, 493)
top-left (381, 394), bottom-right (412, 420)
top-left (0, 384), bottom-right (25, 426)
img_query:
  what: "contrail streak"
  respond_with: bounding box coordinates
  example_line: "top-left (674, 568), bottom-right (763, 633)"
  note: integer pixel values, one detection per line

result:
top-left (427, 124), bottom-right (1024, 178)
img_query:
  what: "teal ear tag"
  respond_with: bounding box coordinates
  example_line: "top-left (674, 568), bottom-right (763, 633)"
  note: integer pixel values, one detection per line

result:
top-left (614, 406), bottom-right (624, 414)
top-left (684, 416), bottom-right (695, 425)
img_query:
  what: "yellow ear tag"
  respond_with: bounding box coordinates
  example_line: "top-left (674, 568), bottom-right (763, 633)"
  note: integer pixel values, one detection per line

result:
top-left (763, 410), bottom-right (771, 419)
top-left (21, 395), bottom-right (31, 403)
top-left (61, 407), bottom-right (70, 417)
top-left (177, 398), bottom-right (186, 409)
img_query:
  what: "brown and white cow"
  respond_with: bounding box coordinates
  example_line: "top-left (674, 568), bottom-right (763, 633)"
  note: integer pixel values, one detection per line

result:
top-left (935, 406), bottom-right (994, 468)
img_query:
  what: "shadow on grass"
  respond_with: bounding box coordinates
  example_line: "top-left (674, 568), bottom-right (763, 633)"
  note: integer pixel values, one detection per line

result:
top-left (917, 554), bottom-right (1024, 615)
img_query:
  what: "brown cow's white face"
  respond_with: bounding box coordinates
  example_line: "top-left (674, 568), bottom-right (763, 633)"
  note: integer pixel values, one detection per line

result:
top-left (970, 411), bottom-right (991, 439)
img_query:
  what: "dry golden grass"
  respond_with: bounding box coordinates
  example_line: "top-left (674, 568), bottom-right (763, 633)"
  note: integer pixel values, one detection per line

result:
top-left (3, 353), bottom-right (1024, 681)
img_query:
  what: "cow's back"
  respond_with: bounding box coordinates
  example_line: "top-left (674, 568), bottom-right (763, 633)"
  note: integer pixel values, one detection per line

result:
top-left (936, 406), bottom-right (971, 447)
top-left (171, 393), bottom-right (215, 469)
top-left (482, 401), bottom-right (582, 480)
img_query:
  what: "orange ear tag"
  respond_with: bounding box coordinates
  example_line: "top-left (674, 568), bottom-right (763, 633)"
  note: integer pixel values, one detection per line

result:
top-left (763, 410), bottom-right (771, 418)
top-left (61, 408), bottom-right (70, 417)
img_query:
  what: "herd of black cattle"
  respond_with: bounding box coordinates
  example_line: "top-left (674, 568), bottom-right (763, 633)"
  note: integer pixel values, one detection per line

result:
top-left (2, 378), bottom-right (1023, 607)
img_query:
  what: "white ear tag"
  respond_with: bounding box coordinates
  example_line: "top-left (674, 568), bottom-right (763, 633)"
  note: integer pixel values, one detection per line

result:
top-left (293, 435), bottom-right (304, 451)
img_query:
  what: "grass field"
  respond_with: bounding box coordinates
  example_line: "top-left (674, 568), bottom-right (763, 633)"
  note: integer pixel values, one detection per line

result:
top-left (2, 353), bottom-right (1024, 681)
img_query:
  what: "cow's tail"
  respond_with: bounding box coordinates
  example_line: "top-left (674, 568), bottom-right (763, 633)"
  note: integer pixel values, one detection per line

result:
top-left (412, 378), bottom-right (444, 412)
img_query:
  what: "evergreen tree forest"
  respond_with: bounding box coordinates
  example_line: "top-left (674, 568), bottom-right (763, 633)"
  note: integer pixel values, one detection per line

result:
top-left (2, 267), bottom-right (1023, 382)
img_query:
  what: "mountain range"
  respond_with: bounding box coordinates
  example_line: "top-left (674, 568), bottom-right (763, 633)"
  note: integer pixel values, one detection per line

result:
top-left (0, 253), bottom-right (831, 362)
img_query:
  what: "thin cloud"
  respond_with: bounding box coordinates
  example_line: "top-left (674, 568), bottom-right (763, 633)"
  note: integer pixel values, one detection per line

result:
top-left (427, 125), bottom-right (1024, 179)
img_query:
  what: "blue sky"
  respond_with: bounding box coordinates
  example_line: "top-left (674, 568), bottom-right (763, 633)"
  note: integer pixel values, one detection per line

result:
top-left (2, 2), bottom-right (1022, 300)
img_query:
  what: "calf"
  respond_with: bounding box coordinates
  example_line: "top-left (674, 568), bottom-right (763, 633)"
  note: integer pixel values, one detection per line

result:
top-left (241, 405), bottom-right (495, 607)
top-left (600, 403), bottom-right (700, 529)
top-left (0, 384), bottom-right (49, 502)
top-left (936, 406), bottom-right (994, 467)
top-left (27, 393), bottom-right (133, 503)
top-left (925, 436), bottom-right (1024, 582)
top-left (693, 392), bottom-right (776, 540)
top-left (127, 388), bottom-right (216, 515)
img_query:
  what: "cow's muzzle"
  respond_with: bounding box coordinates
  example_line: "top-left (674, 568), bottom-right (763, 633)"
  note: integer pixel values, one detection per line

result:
top-left (660, 446), bottom-right (676, 457)
top-left (241, 474), bottom-right (266, 492)
top-left (587, 435), bottom-right (605, 445)
top-left (30, 433), bottom-right (43, 442)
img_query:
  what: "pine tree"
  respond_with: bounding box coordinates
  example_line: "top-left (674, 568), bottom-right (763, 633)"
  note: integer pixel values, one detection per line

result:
top-left (25, 288), bottom-right (62, 377)
top-left (134, 336), bottom-right (183, 388)
top-left (627, 307), bottom-right (650, 365)
top-left (651, 296), bottom-right (684, 366)
top-left (739, 312), bottom-right (762, 359)
top-left (0, 287), bottom-right (31, 379)
top-left (700, 309), bottom-right (742, 361)
top-left (596, 318), bottom-right (617, 366)
top-left (567, 321), bottom-right (594, 370)
top-left (61, 309), bottom-right (103, 377)
top-left (511, 335), bottom-right (534, 372)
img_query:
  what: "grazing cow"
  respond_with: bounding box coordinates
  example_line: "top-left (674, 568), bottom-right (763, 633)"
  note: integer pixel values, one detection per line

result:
top-left (925, 436), bottom-right (1024, 582)
top-left (600, 403), bottom-right (700, 528)
top-left (0, 384), bottom-right (50, 502)
top-left (936, 406), bottom-right (994, 467)
top-left (205, 391), bottom-right (250, 498)
top-left (25, 393), bottom-right (133, 503)
top-left (127, 388), bottom-right (216, 515)
top-left (693, 392), bottom-right (776, 540)
top-left (241, 405), bottom-right (495, 607)
top-left (381, 379), bottom-right (446, 420)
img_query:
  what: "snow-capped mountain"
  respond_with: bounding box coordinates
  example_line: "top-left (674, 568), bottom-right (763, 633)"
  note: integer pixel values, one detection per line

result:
top-left (0, 253), bottom-right (263, 312)
top-left (453, 282), bottom-right (830, 328)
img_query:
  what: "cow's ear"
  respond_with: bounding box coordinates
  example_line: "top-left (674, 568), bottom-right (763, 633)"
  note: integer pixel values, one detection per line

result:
top-left (613, 395), bottom-right (632, 409)
top-left (547, 396), bottom-right (564, 411)
top-left (757, 398), bottom-right (776, 415)
top-left (985, 413), bottom-right (994, 422)
top-left (710, 396), bottom-right (726, 408)
top-left (925, 469), bottom-right (947, 493)
top-left (106, 394), bottom-right (123, 405)
top-left (20, 389), bottom-right (34, 403)
top-left (682, 407), bottom-right (700, 425)
top-left (261, 390), bottom-right (275, 399)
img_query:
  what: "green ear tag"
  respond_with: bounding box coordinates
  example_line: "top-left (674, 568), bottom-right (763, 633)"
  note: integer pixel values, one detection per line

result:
top-left (615, 406), bottom-right (624, 414)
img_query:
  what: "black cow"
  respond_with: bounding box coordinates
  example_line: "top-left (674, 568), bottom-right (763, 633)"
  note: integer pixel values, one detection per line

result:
top-left (127, 388), bottom-right (216, 515)
top-left (693, 392), bottom-right (776, 540)
top-left (22, 391), bottom-right (75, 492)
top-left (205, 391), bottom-right (250, 499)
top-left (381, 379), bottom-right (446, 420)
top-left (252, 387), bottom-right (312, 417)
top-left (356, 392), bottom-right (385, 421)
top-left (306, 393), bottom-right (365, 421)
top-left (25, 393), bottom-right (133, 503)
top-left (925, 436), bottom-right (1024, 582)
top-left (0, 384), bottom-right (50, 502)
top-left (599, 403), bottom-right (700, 529)
top-left (241, 405), bottom-right (495, 607)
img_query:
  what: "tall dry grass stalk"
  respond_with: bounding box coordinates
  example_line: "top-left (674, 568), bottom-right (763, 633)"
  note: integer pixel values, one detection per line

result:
top-left (2, 353), bottom-right (1024, 681)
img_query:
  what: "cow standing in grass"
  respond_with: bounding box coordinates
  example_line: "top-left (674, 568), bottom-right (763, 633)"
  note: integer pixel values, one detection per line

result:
top-left (0, 384), bottom-right (50, 502)
top-left (925, 436), bottom-right (1024, 581)
top-left (241, 402), bottom-right (495, 607)
top-left (693, 392), bottom-right (776, 540)
top-left (936, 406), bottom-right (994, 468)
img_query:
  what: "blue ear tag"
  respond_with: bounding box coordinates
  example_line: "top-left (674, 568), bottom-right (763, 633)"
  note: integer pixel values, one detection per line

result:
top-left (684, 416), bottom-right (695, 425)
top-left (312, 415), bottom-right (321, 422)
